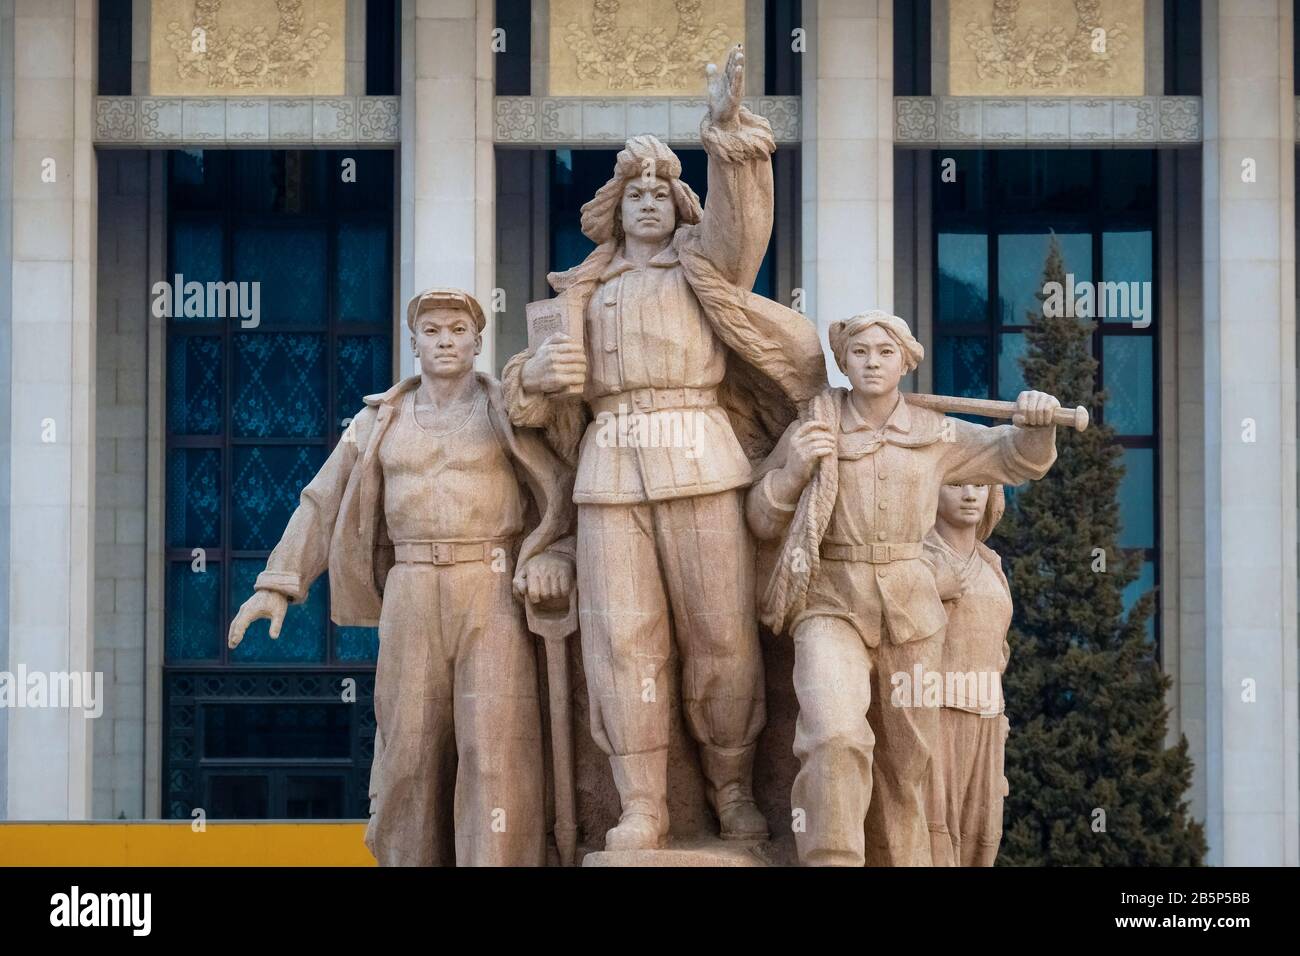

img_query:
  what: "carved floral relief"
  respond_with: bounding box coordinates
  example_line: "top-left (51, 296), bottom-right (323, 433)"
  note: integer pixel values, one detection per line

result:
top-left (549, 0), bottom-right (745, 96)
top-left (950, 0), bottom-right (1144, 96)
top-left (149, 0), bottom-right (345, 96)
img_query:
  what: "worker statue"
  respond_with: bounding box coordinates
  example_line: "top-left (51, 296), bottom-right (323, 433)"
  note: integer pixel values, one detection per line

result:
top-left (228, 288), bottom-right (576, 866)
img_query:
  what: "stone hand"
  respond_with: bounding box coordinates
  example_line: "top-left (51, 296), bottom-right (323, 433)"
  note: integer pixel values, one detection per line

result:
top-left (519, 551), bottom-right (575, 609)
top-left (706, 44), bottom-right (745, 130)
top-left (785, 420), bottom-right (837, 483)
top-left (227, 589), bottom-right (288, 648)
top-left (521, 333), bottom-right (587, 394)
top-left (1012, 389), bottom-right (1061, 427)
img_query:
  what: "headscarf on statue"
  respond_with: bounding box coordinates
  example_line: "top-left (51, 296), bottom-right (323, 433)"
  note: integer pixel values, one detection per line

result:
top-left (536, 121), bottom-right (826, 469)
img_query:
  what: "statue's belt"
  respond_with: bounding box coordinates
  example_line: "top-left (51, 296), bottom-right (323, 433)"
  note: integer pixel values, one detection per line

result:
top-left (820, 542), bottom-right (923, 564)
top-left (590, 386), bottom-right (718, 416)
top-left (393, 538), bottom-right (513, 566)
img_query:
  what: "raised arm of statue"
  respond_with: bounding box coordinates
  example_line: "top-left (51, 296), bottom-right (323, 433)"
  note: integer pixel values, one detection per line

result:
top-left (696, 44), bottom-right (776, 290)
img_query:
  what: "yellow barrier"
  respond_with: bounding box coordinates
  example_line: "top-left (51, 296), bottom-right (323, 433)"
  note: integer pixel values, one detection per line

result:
top-left (0, 823), bottom-right (376, 866)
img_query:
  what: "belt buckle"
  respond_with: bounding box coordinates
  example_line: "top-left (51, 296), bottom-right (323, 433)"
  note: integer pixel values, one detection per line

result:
top-left (871, 544), bottom-right (889, 563)
top-left (432, 542), bottom-right (454, 565)
top-left (633, 390), bottom-right (653, 412)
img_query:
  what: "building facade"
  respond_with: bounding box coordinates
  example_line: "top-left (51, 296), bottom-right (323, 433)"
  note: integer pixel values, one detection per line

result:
top-left (0, 0), bottom-right (1295, 866)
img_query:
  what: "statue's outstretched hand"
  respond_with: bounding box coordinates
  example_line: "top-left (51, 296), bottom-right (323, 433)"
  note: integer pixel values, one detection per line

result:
top-left (1011, 389), bottom-right (1061, 427)
top-left (228, 589), bottom-right (288, 649)
top-left (706, 44), bottom-right (745, 130)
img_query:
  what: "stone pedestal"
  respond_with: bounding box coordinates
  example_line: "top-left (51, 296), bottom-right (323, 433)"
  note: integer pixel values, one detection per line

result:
top-left (580, 838), bottom-right (775, 868)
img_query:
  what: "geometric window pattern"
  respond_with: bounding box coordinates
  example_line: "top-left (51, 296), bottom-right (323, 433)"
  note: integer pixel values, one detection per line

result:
top-left (165, 672), bottom-right (376, 820)
top-left (933, 150), bottom-right (1160, 645)
top-left (164, 150), bottom-right (394, 819)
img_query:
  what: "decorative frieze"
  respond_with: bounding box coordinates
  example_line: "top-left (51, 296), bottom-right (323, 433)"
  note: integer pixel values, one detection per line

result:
top-left (895, 96), bottom-right (1202, 146)
top-left (94, 96), bottom-right (399, 146)
top-left (494, 95), bottom-right (800, 145)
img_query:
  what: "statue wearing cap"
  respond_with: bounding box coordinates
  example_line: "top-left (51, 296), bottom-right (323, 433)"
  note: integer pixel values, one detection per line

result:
top-left (502, 46), bottom-right (825, 852)
top-left (746, 310), bottom-right (1061, 867)
top-left (227, 287), bottom-right (577, 867)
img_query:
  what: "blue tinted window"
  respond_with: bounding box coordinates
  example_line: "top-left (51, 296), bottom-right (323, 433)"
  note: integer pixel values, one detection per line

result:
top-left (337, 335), bottom-right (393, 426)
top-left (165, 151), bottom-right (393, 676)
top-left (1118, 447), bottom-right (1156, 549)
top-left (997, 333), bottom-right (1029, 402)
top-left (337, 627), bottom-right (381, 662)
top-left (336, 223), bottom-right (392, 325)
top-left (1121, 559), bottom-right (1157, 643)
top-left (230, 445), bottom-right (327, 551)
top-left (231, 333), bottom-right (328, 438)
top-left (228, 559), bottom-right (327, 663)
top-left (167, 336), bottom-right (223, 435)
top-left (1103, 230), bottom-right (1153, 285)
top-left (170, 221), bottom-right (224, 322)
top-left (932, 150), bottom-right (1161, 647)
top-left (998, 231), bottom-right (1091, 326)
top-left (937, 233), bottom-right (988, 325)
top-left (232, 226), bottom-right (327, 326)
top-left (1103, 336), bottom-right (1154, 435)
top-left (166, 561), bottom-right (221, 661)
top-left (934, 335), bottom-right (990, 398)
top-left (167, 448), bottom-right (221, 548)
top-left (1101, 230), bottom-right (1154, 327)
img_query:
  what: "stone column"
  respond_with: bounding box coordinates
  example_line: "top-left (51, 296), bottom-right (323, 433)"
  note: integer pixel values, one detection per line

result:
top-left (0, 0), bottom-right (98, 820)
top-left (399, 0), bottom-right (496, 376)
top-left (1201, 0), bottom-right (1299, 865)
top-left (801, 0), bottom-right (893, 384)
top-left (93, 152), bottom-right (149, 821)
top-left (1163, 148), bottom-right (1208, 826)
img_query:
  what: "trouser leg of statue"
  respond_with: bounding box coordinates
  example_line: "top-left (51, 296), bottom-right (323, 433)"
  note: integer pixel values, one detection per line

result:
top-left (366, 562), bottom-right (545, 867)
top-left (926, 726), bottom-right (957, 867)
top-left (864, 631), bottom-right (943, 867)
top-left (578, 502), bottom-right (673, 849)
top-left (578, 491), bottom-right (767, 849)
top-left (790, 613), bottom-right (942, 867)
top-left (655, 492), bottom-right (767, 839)
top-left (939, 709), bottom-right (1007, 867)
top-left (790, 616), bottom-right (875, 867)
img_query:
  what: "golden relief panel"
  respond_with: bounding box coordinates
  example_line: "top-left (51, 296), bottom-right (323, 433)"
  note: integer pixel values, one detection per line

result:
top-left (149, 0), bottom-right (345, 96)
top-left (950, 0), bottom-right (1144, 96)
top-left (549, 0), bottom-right (746, 97)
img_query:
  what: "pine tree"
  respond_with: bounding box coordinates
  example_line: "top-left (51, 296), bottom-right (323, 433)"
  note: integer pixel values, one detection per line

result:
top-left (991, 234), bottom-right (1205, 865)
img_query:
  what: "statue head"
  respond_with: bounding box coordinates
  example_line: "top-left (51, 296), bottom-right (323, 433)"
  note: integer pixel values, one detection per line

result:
top-left (937, 483), bottom-right (1006, 542)
top-left (405, 287), bottom-right (485, 381)
top-left (829, 311), bottom-right (924, 397)
top-left (580, 135), bottom-right (703, 246)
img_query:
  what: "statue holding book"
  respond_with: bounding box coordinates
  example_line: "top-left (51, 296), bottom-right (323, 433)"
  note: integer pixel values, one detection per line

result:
top-left (502, 45), bottom-right (825, 852)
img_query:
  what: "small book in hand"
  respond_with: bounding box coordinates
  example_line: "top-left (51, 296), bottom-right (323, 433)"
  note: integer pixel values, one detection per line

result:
top-left (525, 296), bottom-right (585, 396)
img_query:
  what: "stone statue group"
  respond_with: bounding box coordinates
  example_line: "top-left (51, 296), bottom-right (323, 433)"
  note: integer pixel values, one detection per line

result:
top-left (227, 48), bottom-right (1075, 867)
